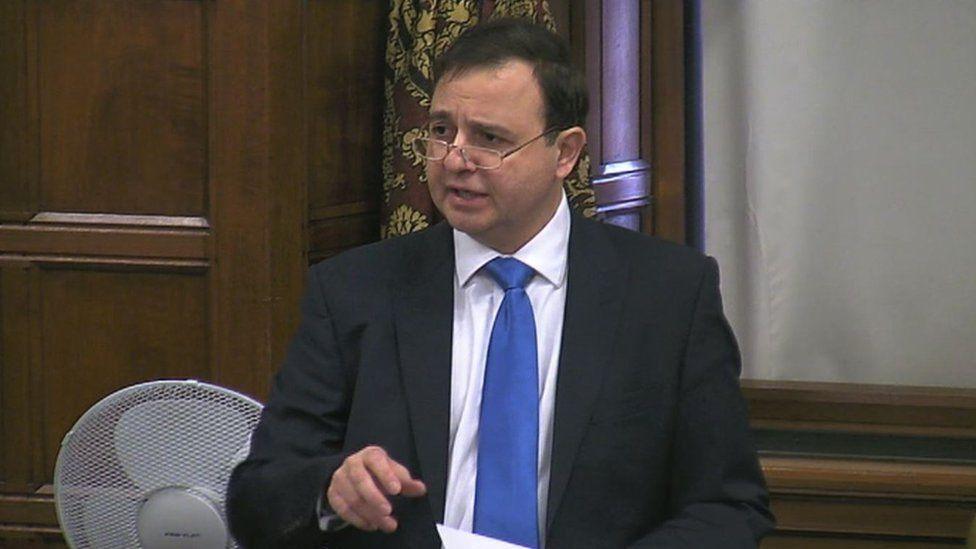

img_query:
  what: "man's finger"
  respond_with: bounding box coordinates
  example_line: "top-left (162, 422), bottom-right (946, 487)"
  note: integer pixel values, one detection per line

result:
top-left (377, 514), bottom-right (398, 534)
top-left (337, 471), bottom-right (397, 533)
top-left (399, 477), bottom-right (427, 497)
top-left (389, 460), bottom-right (427, 497)
top-left (332, 466), bottom-right (391, 528)
top-left (328, 491), bottom-right (376, 532)
top-left (329, 472), bottom-right (375, 521)
top-left (362, 448), bottom-right (403, 495)
top-left (326, 446), bottom-right (423, 535)
top-left (347, 461), bottom-right (393, 515)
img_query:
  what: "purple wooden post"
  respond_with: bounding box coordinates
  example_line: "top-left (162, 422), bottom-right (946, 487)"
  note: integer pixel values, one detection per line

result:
top-left (585, 0), bottom-right (651, 231)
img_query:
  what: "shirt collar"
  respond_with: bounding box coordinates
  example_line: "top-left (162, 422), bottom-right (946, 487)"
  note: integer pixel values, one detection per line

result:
top-left (453, 194), bottom-right (570, 288)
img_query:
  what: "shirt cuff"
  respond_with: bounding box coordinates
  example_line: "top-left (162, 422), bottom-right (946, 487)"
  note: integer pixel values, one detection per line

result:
top-left (316, 493), bottom-right (350, 532)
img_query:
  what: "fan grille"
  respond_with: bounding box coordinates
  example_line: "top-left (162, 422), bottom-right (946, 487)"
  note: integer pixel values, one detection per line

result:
top-left (54, 380), bottom-right (262, 549)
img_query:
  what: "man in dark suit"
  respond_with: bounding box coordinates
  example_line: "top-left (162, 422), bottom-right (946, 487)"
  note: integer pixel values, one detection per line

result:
top-left (227, 18), bottom-right (773, 548)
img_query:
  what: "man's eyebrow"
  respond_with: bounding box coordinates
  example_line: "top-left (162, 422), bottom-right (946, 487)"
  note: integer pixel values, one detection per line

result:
top-left (425, 112), bottom-right (514, 139)
top-left (468, 120), bottom-right (514, 139)
top-left (427, 110), bottom-right (451, 123)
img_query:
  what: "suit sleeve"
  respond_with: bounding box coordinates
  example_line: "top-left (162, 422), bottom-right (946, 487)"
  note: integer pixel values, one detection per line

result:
top-left (226, 264), bottom-right (354, 548)
top-left (631, 257), bottom-right (775, 548)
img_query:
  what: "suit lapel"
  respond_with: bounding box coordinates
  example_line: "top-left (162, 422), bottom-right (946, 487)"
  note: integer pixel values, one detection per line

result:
top-left (393, 222), bottom-right (454, 524)
top-left (546, 214), bottom-right (627, 534)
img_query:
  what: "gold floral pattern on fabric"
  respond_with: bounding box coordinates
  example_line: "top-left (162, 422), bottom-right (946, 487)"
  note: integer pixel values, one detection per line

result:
top-left (382, 79), bottom-right (408, 201)
top-left (401, 128), bottom-right (427, 168)
top-left (567, 152), bottom-right (596, 217)
top-left (382, 0), bottom-right (595, 239)
top-left (488, 0), bottom-right (555, 28)
top-left (382, 0), bottom-right (479, 233)
top-left (382, 204), bottom-right (431, 239)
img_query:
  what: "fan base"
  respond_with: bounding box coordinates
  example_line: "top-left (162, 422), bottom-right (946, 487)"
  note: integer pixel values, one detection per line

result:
top-left (137, 487), bottom-right (228, 548)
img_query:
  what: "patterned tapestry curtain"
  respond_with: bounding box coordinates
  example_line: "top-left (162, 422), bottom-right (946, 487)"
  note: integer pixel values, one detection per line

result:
top-left (381, 0), bottom-right (596, 238)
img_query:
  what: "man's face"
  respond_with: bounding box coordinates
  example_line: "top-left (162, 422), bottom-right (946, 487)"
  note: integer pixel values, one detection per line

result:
top-left (426, 61), bottom-right (578, 253)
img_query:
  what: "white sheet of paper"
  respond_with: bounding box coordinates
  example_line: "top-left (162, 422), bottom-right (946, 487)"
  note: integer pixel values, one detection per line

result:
top-left (436, 524), bottom-right (530, 549)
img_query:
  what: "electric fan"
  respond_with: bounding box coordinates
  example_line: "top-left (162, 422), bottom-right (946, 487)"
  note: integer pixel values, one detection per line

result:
top-left (54, 380), bottom-right (263, 548)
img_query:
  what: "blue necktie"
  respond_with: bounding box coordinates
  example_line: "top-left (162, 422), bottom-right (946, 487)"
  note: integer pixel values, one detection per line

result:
top-left (474, 257), bottom-right (539, 548)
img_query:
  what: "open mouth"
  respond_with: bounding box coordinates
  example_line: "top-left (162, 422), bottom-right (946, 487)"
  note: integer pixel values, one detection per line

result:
top-left (451, 188), bottom-right (488, 200)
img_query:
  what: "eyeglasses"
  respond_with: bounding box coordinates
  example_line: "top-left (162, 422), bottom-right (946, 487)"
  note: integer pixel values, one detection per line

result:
top-left (411, 128), bottom-right (561, 170)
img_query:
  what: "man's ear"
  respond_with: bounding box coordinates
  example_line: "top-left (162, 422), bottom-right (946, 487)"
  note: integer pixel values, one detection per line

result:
top-left (554, 127), bottom-right (587, 179)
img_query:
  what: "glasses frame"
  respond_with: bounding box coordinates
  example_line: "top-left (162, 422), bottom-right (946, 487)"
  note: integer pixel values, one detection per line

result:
top-left (412, 127), bottom-right (562, 170)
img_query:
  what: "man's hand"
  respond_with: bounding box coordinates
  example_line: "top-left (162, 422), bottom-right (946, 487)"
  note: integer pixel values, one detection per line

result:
top-left (326, 446), bottom-right (427, 533)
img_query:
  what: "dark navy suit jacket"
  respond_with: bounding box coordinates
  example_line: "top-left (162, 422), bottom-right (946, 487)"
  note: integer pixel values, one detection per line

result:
top-left (226, 212), bottom-right (774, 548)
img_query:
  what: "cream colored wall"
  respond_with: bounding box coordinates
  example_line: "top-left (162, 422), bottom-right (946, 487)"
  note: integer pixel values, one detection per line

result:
top-left (703, 0), bottom-right (976, 386)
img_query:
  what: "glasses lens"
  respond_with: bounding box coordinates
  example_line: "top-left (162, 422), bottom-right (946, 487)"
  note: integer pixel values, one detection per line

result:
top-left (414, 138), bottom-right (446, 160)
top-left (463, 146), bottom-right (502, 169)
top-left (412, 139), bottom-right (503, 168)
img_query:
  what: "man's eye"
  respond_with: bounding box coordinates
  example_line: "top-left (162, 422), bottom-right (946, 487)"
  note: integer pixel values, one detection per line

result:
top-left (482, 132), bottom-right (498, 143)
top-left (430, 125), bottom-right (448, 137)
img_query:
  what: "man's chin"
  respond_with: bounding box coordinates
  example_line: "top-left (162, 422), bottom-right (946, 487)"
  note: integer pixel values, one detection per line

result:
top-left (451, 220), bottom-right (508, 247)
top-left (450, 222), bottom-right (490, 240)
top-left (441, 210), bottom-right (491, 236)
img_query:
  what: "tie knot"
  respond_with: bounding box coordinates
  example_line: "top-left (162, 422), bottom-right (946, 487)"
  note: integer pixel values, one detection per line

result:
top-left (484, 257), bottom-right (535, 290)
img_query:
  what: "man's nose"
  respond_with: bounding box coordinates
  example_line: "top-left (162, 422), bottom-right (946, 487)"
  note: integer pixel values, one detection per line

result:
top-left (441, 142), bottom-right (476, 173)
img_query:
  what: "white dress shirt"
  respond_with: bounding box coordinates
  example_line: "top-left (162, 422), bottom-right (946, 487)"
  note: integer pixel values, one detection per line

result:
top-left (443, 195), bottom-right (570, 545)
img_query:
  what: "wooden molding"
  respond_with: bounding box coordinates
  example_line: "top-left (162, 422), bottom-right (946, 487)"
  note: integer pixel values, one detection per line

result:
top-left (763, 456), bottom-right (976, 500)
top-left (771, 495), bottom-right (974, 540)
top-left (0, 491), bottom-right (57, 529)
top-left (30, 212), bottom-right (209, 229)
top-left (749, 382), bottom-right (976, 543)
top-left (763, 456), bottom-right (976, 541)
top-left (0, 223), bottom-right (209, 261)
top-left (744, 379), bottom-right (976, 438)
top-left (0, 487), bottom-right (64, 545)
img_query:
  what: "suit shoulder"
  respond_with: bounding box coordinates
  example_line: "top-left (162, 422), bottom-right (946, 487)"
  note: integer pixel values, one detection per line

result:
top-left (308, 223), bottom-right (450, 283)
top-left (308, 234), bottom-right (399, 276)
top-left (583, 216), bottom-right (711, 274)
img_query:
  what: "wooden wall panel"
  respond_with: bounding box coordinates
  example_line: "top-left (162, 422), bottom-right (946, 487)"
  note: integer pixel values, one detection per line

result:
top-left (1, 266), bottom-right (209, 489)
top-left (0, 1), bottom-right (33, 220)
top-left (306, 0), bottom-right (385, 211)
top-left (1, 0), bottom-right (309, 544)
top-left (37, 0), bottom-right (206, 216)
top-left (265, 0), bottom-right (310, 395)
top-left (208, 0), bottom-right (305, 397)
top-left (0, 264), bottom-right (34, 491)
top-left (305, 0), bottom-right (385, 261)
top-left (750, 382), bottom-right (976, 546)
top-left (308, 210), bottom-right (380, 263)
top-left (647, 0), bottom-right (686, 242)
top-left (36, 268), bottom-right (208, 478)
top-left (1, 0), bottom-right (311, 542)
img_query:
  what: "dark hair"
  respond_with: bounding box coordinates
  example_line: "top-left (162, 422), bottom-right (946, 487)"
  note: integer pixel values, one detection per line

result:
top-left (432, 18), bottom-right (588, 140)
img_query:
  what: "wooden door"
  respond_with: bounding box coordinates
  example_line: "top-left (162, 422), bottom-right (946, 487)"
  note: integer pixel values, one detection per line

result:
top-left (0, 0), bottom-right (309, 544)
top-left (1, 0), bottom-right (388, 543)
